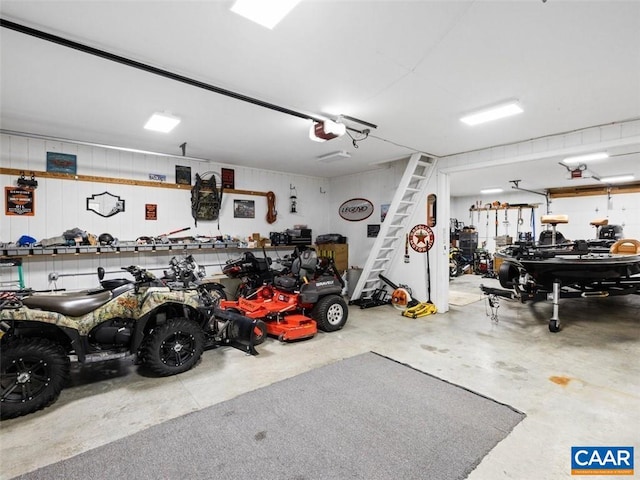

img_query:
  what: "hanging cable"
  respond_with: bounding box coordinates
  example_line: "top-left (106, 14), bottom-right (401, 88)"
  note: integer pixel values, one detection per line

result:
top-left (346, 129), bottom-right (370, 149)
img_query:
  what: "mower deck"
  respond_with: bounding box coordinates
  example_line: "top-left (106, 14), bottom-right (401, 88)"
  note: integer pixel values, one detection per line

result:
top-left (264, 314), bottom-right (317, 341)
top-left (219, 298), bottom-right (318, 341)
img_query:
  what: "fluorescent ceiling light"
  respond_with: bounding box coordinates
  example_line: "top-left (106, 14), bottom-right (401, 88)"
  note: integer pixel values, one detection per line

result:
top-left (460, 101), bottom-right (523, 126)
top-left (317, 150), bottom-right (351, 163)
top-left (597, 174), bottom-right (634, 183)
top-left (144, 112), bottom-right (181, 133)
top-left (562, 152), bottom-right (609, 165)
top-left (231, 0), bottom-right (301, 29)
top-left (480, 188), bottom-right (504, 194)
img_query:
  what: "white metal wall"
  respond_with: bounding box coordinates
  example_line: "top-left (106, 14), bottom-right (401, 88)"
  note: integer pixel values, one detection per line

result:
top-left (0, 133), bottom-right (330, 290)
top-left (2, 126), bottom-right (639, 295)
top-left (452, 191), bottom-right (640, 252)
top-left (323, 161), bottom-right (407, 270)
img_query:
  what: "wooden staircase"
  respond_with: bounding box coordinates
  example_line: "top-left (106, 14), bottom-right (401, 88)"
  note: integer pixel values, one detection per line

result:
top-left (350, 153), bottom-right (437, 301)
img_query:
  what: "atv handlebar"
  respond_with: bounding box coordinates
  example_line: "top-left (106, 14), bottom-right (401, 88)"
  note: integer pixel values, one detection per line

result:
top-left (122, 265), bottom-right (157, 284)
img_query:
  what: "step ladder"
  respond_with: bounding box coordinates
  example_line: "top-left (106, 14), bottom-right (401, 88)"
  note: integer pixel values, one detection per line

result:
top-left (350, 153), bottom-right (437, 301)
top-left (0, 257), bottom-right (25, 290)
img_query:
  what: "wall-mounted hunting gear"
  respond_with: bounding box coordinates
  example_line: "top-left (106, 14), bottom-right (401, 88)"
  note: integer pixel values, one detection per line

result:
top-left (191, 172), bottom-right (223, 227)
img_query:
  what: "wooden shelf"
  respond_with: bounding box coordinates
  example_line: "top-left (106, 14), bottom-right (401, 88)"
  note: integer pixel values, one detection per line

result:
top-left (0, 167), bottom-right (268, 197)
top-left (469, 203), bottom-right (540, 212)
top-left (548, 182), bottom-right (640, 198)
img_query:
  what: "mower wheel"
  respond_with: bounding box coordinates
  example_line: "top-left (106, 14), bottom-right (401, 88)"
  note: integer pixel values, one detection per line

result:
top-left (312, 295), bottom-right (348, 332)
top-left (141, 318), bottom-right (205, 377)
top-left (1, 337), bottom-right (70, 420)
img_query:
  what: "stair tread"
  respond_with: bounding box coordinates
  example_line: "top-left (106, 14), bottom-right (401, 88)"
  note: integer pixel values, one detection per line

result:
top-left (356, 157), bottom-right (433, 292)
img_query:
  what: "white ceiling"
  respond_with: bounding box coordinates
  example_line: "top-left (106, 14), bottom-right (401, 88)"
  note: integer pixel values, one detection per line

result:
top-left (1, 0), bottom-right (639, 197)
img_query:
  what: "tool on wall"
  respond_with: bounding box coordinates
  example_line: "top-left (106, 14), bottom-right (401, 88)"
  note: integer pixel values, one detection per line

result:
top-left (502, 203), bottom-right (510, 236)
top-left (492, 201), bottom-right (500, 237)
top-left (517, 207), bottom-right (523, 236)
top-left (530, 207), bottom-right (536, 240)
top-left (485, 204), bottom-right (490, 244)
top-left (404, 233), bottom-right (410, 263)
top-left (289, 185), bottom-right (297, 213)
top-left (427, 194), bottom-right (437, 227)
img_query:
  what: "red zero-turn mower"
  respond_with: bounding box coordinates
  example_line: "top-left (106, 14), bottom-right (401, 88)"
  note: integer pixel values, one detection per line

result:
top-left (218, 248), bottom-right (348, 341)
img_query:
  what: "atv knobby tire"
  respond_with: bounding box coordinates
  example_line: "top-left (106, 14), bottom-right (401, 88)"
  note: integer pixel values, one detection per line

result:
top-left (312, 295), bottom-right (348, 332)
top-left (141, 318), bottom-right (205, 376)
top-left (1, 337), bottom-right (70, 420)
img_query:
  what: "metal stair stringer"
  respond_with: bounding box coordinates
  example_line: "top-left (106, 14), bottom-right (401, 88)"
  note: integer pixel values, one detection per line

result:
top-left (350, 153), bottom-right (437, 301)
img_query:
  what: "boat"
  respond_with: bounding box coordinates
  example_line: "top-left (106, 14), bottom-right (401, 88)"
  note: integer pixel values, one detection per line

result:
top-left (482, 238), bottom-right (640, 332)
top-left (496, 240), bottom-right (640, 289)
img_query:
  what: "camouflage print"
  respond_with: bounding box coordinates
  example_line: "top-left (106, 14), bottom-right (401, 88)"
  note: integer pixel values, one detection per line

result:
top-left (0, 286), bottom-right (203, 336)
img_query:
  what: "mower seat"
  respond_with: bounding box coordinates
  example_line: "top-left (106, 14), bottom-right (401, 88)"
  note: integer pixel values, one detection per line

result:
top-left (291, 248), bottom-right (318, 280)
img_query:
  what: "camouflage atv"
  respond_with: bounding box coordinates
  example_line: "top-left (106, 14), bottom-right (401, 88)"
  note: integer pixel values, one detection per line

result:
top-left (0, 263), bottom-right (266, 420)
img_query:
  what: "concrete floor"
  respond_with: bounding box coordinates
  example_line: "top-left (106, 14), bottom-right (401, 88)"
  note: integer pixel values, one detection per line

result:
top-left (1, 274), bottom-right (639, 479)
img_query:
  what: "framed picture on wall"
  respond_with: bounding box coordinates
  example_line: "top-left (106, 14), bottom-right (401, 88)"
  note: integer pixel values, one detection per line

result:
top-left (145, 204), bottom-right (157, 220)
top-left (234, 199), bottom-right (255, 218)
top-left (46, 152), bottom-right (77, 175)
top-left (367, 224), bottom-right (380, 238)
top-left (380, 204), bottom-right (390, 222)
top-left (5, 187), bottom-right (35, 216)
top-left (175, 165), bottom-right (191, 185)
top-left (221, 168), bottom-right (235, 189)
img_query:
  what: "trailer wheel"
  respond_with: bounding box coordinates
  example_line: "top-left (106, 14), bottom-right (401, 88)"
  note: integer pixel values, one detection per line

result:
top-left (549, 320), bottom-right (561, 333)
top-left (252, 320), bottom-right (267, 345)
top-left (312, 295), bottom-right (348, 332)
top-left (141, 318), bottom-right (205, 376)
top-left (1, 337), bottom-right (70, 420)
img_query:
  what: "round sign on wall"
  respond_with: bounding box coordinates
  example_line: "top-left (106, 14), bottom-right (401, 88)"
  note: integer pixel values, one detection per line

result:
top-left (339, 198), bottom-right (374, 221)
top-left (409, 224), bottom-right (435, 252)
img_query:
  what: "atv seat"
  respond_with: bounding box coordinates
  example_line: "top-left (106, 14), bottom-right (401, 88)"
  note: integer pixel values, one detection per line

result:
top-left (22, 290), bottom-right (114, 317)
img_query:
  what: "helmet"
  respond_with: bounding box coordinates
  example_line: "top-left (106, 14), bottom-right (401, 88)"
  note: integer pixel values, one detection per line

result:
top-left (98, 233), bottom-right (114, 245)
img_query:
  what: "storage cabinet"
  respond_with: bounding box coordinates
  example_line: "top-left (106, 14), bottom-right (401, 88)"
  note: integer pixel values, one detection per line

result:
top-left (315, 244), bottom-right (349, 274)
top-left (458, 232), bottom-right (478, 258)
